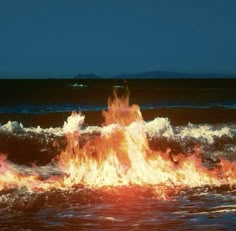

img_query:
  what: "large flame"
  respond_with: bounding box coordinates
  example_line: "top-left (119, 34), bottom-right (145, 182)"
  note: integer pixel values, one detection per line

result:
top-left (0, 90), bottom-right (236, 199)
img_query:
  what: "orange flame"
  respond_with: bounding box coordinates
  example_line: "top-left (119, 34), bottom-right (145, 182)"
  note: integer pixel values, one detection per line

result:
top-left (0, 90), bottom-right (236, 199)
top-left (102, 87), bottom-right (142, 126)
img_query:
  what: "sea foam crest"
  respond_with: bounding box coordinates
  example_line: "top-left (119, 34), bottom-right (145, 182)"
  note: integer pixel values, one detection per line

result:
top-left (0, 121), bottom-right (63, 136)
top-left (0, 121), bottom-right (24, 133)
top-left (178, 123), bottom-right (233, 144)
top-left (0, 115), bottom-right (235, 145)
top-left (144, 118), bottom-right (235, 144)
top-left (145, 117), bottom-right (174, 139)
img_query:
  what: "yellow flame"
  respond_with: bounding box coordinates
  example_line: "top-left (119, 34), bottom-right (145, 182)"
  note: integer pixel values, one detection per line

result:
top-left (0, 91), bottom-right (236, 199)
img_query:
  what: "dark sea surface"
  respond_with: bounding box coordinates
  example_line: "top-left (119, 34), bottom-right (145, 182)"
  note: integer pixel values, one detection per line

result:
top-left (0, 79), bottom-right (236, 230)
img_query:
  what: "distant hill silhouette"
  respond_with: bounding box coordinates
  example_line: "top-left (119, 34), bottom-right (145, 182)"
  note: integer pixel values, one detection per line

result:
top-left (74, 71), bottom-right (236, 79)
top-left (113, 71), bottom-right (236, 79)
top-left (74, 73), bottom-right (103, 79)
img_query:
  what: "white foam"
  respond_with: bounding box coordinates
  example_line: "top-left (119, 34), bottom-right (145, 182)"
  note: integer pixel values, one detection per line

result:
top-left (0, 121), bottom-right (24, 133)
top-left (0, 121), bottom-right (63, 136)
top-left (145, 117), bottom-right (174, 139)
top-left (101, 124), bottom-right (120, 136)
top-left (82, 125), bottom-right (101, 134)
top-left (0, 115), bottom-right (235, 145)
top-left (144, 118), bottom-right (235, 144)
top-left (25, 126), bottom-right (63, 136)
top-left (0, 113), bottom-right (86, 136)
top-left (68, 83), bottom-right (88, 88)
top-left (178, 123), bottom-right (233, 144)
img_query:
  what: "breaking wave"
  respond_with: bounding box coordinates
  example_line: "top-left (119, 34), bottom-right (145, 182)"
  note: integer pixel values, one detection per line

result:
top-left (0, 113), bottom-right (235, 165)
top-left (1, 114), bottom-right (235, 141)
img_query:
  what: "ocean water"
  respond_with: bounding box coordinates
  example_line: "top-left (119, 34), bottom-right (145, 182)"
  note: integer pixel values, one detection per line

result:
top-left (0, 79), bottom-right (236, 230)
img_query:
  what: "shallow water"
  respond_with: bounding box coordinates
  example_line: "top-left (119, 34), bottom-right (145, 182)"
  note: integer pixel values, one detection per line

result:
top-left (0, 185), bottom-right (236, 230)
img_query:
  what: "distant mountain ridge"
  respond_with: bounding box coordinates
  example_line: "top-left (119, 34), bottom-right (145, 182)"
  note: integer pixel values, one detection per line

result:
top-left (74, 73), bottom-right (103, 79)
top-left (74, 71), bottom-right (236, 79)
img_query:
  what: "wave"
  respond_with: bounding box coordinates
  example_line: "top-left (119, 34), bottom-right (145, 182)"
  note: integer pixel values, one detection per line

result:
top-left (146, 117), bottom-right (234, 144)
top-left (1, 115), bottom-right (235, 142)
top-left (0, 114), bottom-right (235, 165)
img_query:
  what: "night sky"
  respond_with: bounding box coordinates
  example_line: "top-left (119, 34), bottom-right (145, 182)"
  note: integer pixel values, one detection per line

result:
top-left (0, 0), bottom-right (236, 78)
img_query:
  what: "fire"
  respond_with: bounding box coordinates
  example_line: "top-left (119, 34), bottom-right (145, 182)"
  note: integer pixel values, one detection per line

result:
top-left (0, 90), bottom-right (236, 199)
top-left (102, 88), bottom-right (142, 126)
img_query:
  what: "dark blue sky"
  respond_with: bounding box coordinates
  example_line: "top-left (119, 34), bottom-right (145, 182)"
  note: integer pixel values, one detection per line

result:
top-left (0, 0), bottom-right (236, 77)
